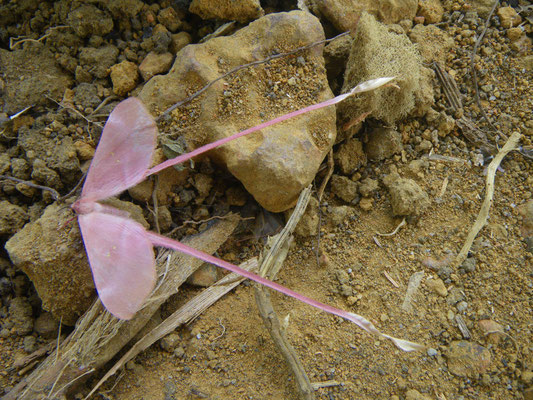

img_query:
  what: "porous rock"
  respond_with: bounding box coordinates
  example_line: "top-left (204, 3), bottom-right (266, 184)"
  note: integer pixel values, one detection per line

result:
top-left (383, 172), bottom-right (429, 216)
top-left (340, 12), bottom-right (434, 126)
top-left (312, 0), bottom-right (418, 31)
top-left (190, 0), bottom-right (263, 23)
top-left (140, 11), bottom-right (336, 212)
top-left (79, 45), bottom-right (119, 79)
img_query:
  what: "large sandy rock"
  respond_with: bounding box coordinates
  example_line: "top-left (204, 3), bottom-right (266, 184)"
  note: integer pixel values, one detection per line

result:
top-left (140, 11), bottom-right (336, 212)
top-left (312, 0), bottom-right (418, 31)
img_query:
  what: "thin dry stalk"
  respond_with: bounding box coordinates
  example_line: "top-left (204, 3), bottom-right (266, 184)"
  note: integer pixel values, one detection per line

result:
top-left (254, 186), bottom-right (316, 400)
top-left (453, 131), bottom-right (521, 267)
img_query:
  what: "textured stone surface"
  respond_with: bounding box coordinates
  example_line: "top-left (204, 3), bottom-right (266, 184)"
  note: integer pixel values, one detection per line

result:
top-left (190, 0), bottom-right (263, 23)
top-left (140, 12), bottom-right (336, 212)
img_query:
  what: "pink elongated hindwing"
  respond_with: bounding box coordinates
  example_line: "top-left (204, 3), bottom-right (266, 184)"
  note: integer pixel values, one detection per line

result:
top-left (78, 212), bottom-right (156, 320)
top-left (73, 98), bottom-right (158, 319)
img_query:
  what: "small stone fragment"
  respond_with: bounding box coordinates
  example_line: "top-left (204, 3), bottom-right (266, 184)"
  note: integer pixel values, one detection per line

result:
top-left (417, 0), bottom-right (444, 24)
top-left (497, 6), bottom-right (522, 29)
top-left (187, 264), bottom-right (219, 287)
top-left (426, 277), bottom-right (447, 297)
top-left (292, 196), bottom-right (319, 237)
top-left (358, 177), bottom-right (378, 197)
top-left (190, 0), bottom-right (264, 23)
top-left (110, 60), bottom-right (140, 96)
top-left (365, 127), bottom-right (403, 161)
top-left (383, 173), bottom-right (429, 216)
top-left (67, 4), bottom-right (113, 38)
top-left (331, 175), bottom-right (359, 203)
top-left (160, 332), bottom-right (181, 352)
top-left (405, 389), bottom-right (432, 400)
top-left (158, 7), bottom-right (182, 32)
top-left (446, 341), bottom-right (491, 377)
top-left (9, 297), bottom-right (34, 336)
top-left (359, 197), bottom-right (373, 211)
top-left (329, 205), bottom-right (352, 226)
top-left (335, 138), bottom-right (366, 174)
top-left (0, 201), bottom-right (29, 235)
top-left (170, 32), bottom-right (192, 54)
top-left (478, 319), bottom-right (505, 344)
top-left (139, 52), bottom-right (174, 81)
top-left (34, 312), bottom-right (60, 339)
top-left (79, 45), bottom-right (119, 79)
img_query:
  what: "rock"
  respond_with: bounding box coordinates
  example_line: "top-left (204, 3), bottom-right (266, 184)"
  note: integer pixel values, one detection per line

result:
top-left (79, 45), bottom-right (119, 79)
top-left (170, 32), bottom-right (192, 54)
top-left (446, 287), bottom-right (465, 305)
top-left (23, 335), bottom-right (38, 353)
top-left (460, 257), bottom-right (476, 274)
top-left (225, 186), bottom-right (248, 206)
top-left (0, 201), bottom-right (29, 235)
top-left (5, 204), bottom-right (97, 325)
top-left (417, 0), bottom-right (444, 24)
top-left (409, 24), bottom-right (454, 64)
top-left (67, 4), bottom-right (113, 38)
top-left (312, 0), bottom-right (418, 31)
top-left (365, 127), bottom-right (403, 161)
top-left (340, 12), bottom-right (434, 126)
top-left (190, 0), bottom-right (264, 23)
top-left (110, 60), bottom-right (139, 96)
top-left (507, 27), bottom-right (524, 42)
top-left (426, 277), bottom-right (447, 297)
top-left (8, 297), bottom-right (33, 336)
top-left (323, 33), bottom-right (352, 84)
top-left (160, 332), bottom-right (181, 352)
top-left (140, 11), bottom-right (335, 212)
top-left (478, 319), bottom-right (505, 344)
top-left (139, 51), bottom-right (174, 81)
top-left (470, 0), bottom-right (497, 18)
top-left (158, 7), bottom-right (182, 32)
top-left (34, 312), bottom-right (60, 339)
top-left (359, 197), bottom-right (373, 211)
top-left (331, 175), bottom-right (359, 203)
top-left (383, 173), bottom-right (429, 216)
top-left (292, 196), bottom-right (319, 237)
top-left (32, 159), bottom-right (63, 190)
top-left (17, 127), bottom-right (79, 185)
top-left (522, 371), bottom-right (533, 385)
top-left (73, 83), bottom-right (101, 109)
top-left (518, 200), bottom-right (533, 238)
top-left (106, 0), bottom-right (144, 18)
top-left (335, 138), bottom-right (367, 174)
top-left (329, 205), bottom-right (352, 226)
top-left (446, 341), bottom-right (491, 378)
top-left (405, 389), bottom-right (432, 400)
top-left (0, 47), bottom-right (73, 115)
top-left (187, 263), bottom-right (219, 287)
top-left (497, 6), bottom-right (522, 29)
top-left (358, 177), bottom-right (378, 197)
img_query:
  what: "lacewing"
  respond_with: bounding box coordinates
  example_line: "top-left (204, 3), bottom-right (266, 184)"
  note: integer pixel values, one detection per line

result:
top-left (72, 78), bottom-right (423, 351)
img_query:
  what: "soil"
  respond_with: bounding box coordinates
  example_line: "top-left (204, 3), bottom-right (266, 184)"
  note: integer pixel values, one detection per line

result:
top-left (1, 1), bottom-right (532, 400)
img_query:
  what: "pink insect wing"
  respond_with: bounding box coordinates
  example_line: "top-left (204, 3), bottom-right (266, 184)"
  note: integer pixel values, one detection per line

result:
top-left (78, 212), bottom-right (157, 319)
top-left (81, 97), bottom-right (157, 202)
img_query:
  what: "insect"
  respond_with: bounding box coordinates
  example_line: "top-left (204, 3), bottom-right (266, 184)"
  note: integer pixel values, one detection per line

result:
top-left (71, 78), bottom-right (422, 351)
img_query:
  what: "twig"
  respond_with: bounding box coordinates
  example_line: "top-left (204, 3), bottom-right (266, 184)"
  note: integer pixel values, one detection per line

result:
top-left (317, 150), bottom-right (334, 201)
top-left (45, 95), bottom-right (103, 128)
top-left (470, 0), bottom-right (501, 133)
top-left (9, 26), bottom-right (70, 50)
top-left (157, 32), bottom-right (350, 121)
top-left (383, 271), bottom-right (400, 288)
top-left (453, 131), bottom-right (521, 267)
top-left (254, 187), bottom-right (315, 400)
top-left (375, 218), bottom-right (406, 237)
top-left (0, 175), bottom-right (60, 200)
